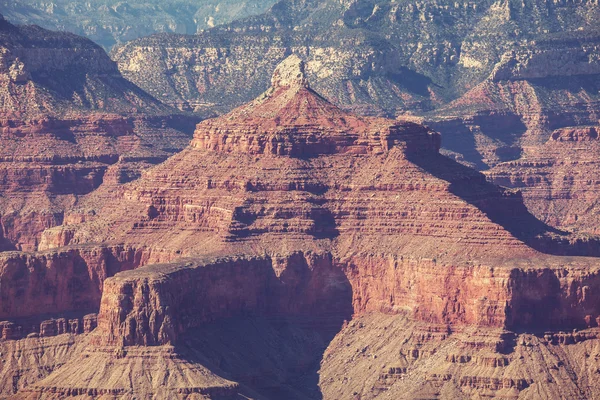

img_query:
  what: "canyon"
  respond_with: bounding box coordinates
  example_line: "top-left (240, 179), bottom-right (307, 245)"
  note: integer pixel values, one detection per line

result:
top-left (8, 0), bottom-right (600, 237)
top-left (0, 0), bottom-right (276, 51)
top-left (0, 50), bottom-right (599, 399)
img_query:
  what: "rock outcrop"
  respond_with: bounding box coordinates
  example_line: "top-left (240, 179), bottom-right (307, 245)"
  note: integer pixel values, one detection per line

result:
top-left (2, 55), bottom-right (598, 398)
top-left (95, 252), bottom-right (351, 347)
top-left (0, 18), bottom-right (199, 251)
top-left (486, 126), bottom-right (600, 234)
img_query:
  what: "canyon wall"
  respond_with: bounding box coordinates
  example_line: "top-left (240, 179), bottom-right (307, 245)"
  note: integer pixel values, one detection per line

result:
top-left (0, 245), bottom-right (178, 321)
top-left (93, 252), bottom-right (600, 350)
top-left (95, 252), bottom-right (352, 346)
top-left (0, 17), bottom-right (199, 252)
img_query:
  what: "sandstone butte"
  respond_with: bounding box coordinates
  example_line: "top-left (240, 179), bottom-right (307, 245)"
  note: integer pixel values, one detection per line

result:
top-left (106, 0), bottom-right (600, 243)
top-left (3, 54), bottom-right (600, 399)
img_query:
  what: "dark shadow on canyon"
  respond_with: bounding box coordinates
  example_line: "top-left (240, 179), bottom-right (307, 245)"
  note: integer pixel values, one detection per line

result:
top-left (506, 267), bottom-right (600, 334)
top-left (426, 112), bottom-right (527, 171)
top-left (425, 120), bottom-right (489, 170)
top-left (387, 67), bottom-right (436, 98)
top-left (172, 254), bottom-right (354, 399)
top-left (178, 316), bottom-right (340, 399)
top-left (407, 152), bottom-right (600, 257)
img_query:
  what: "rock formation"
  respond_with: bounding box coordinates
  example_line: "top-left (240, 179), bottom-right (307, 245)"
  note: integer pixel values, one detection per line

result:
top-left (0, 16), bottom-right (199, 252)
top-left (486, 126), bottom-right (600, 235)
top-left (105, 0), bottom-right (600, 235)
top-left (0, 55), bottom-right (599, 398)
top-left (109, 0), bottom-right (600, 118)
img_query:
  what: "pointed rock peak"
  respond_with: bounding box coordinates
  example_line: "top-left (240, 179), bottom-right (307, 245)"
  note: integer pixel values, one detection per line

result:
top-left (271, 54), bottom-right (309, 89)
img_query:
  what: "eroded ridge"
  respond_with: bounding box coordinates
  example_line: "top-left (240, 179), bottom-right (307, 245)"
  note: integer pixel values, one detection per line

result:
top-left (191, 55), bottom-right (440, 157)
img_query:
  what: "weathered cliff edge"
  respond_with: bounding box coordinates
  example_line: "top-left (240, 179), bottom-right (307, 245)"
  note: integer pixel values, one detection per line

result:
top-left (94, 253), bottom-right (600, 347)
top-left (487, 126), bottom-right (600, 236)
top-left (0, 18), bottom-right (199, 252)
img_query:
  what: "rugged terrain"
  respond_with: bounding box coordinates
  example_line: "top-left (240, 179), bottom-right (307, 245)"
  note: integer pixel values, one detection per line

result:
top-left (106, 0), bottom-right (600, 236)
top-left (0, 15), bottom-right (198, 251)
top-left (486, 127), bottom-right (600, 237)
top-left (7, 1), bottom-right (600, 236)
top-left (0, 0), bottom-right (276, 50)
top-left (0, 55), bottom-right (599, 399)
top-left (109, 0), bottom-right (600, 118)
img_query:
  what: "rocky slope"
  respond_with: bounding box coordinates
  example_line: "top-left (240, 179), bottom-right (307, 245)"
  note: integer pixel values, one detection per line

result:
top-left (0, 15), bottom-right (198, 251)
top-left (486, 126), bottom-right (600, 235)
top-left (108, 0), bottom-right (600, 236)
top-left (110, 0), bottom-right (600, 116)
top-left (0, 0), bottom-right (276, 51)
top-left (1, 56), bottom-right (599, 399)
top-left (428, 35), bottom-right (600, 169)
top-left (320, 312), bottom-right (600, 399)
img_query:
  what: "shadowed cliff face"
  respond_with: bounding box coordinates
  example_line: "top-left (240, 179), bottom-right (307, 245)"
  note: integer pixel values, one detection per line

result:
top-left (406, 151), bottom-right (600, 257)
top-left (94, 252), bottom-right (353, 347)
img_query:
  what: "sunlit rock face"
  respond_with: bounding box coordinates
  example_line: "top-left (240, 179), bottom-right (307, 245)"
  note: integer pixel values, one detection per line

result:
top-left (108, 1), bottom-right (600, 237)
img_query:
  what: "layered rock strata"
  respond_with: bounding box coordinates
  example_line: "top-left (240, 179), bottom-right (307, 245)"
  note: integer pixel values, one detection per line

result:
top-left (487, 126), bottom-right (600, 235)
top-left (319, 313), bottom-right (600, 399)
top-left (0, 17), bottom-right (199, 251)
top-left (96, 252), bottom-right (600, 349)
top-left (6, 55), bottom-right (600, 398)
top-left (106, 0), bottom-right (600, 237)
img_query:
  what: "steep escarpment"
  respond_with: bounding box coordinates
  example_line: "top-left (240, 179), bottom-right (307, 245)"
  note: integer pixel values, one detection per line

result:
top-left (95, 252), bottom-right (351, 347)
top-left (0, 245), bottom-right (178, 321)
top-left (96, 252), bottom-right (600, 348)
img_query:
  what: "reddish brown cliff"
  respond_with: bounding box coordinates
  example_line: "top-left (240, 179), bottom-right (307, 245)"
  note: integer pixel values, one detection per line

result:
top-left (0, 18), bottom-right (199, 252)
top-left (94, 252), bottom-right (351, 346)
top-left (0, 245), bottom-right (178, 321)
top-left (6, 55), bottom-right (600, 399)
top-left (487, 126), bottom-right (600, 234)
